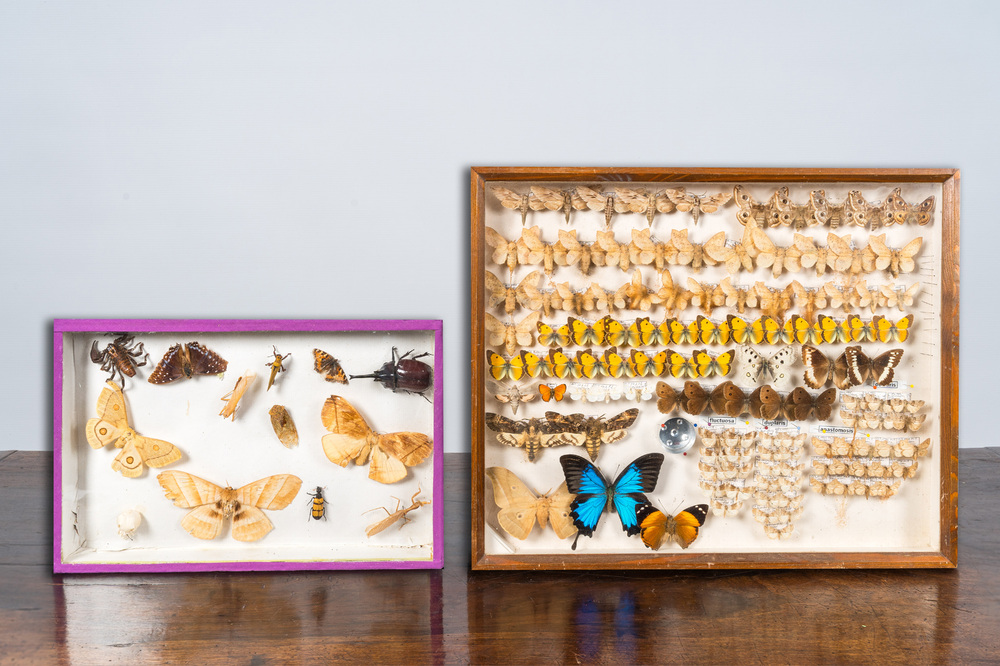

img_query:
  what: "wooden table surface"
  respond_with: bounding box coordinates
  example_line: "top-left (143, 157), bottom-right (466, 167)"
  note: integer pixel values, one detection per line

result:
top-left (2, 449), bottom-right (999, 665)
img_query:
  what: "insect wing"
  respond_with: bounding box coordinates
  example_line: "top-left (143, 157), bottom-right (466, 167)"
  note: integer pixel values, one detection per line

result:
top-left (560, 454), bottom-right (609, 537)
top-left (187, 342), bottom-right (229, 376)
top-left (671, 504), bottom-right (709, 549)
top-left (314, 349), bottom-right (349, 384)
top-left (611, 453), bottom-right (664, 535)
top-left (149, 344), bottom-right (186, 384)
top-left (85, 381), bottom-right (129, 449)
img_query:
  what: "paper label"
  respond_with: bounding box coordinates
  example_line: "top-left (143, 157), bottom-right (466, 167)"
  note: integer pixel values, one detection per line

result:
top-left (811, 425), bottom-right (855, 435)
top-left (707, 417), bottom-right (738, 426)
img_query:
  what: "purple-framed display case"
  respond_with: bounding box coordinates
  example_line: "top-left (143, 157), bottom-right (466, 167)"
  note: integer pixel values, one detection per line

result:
top-left (54, 319), bottom-right (443, 573)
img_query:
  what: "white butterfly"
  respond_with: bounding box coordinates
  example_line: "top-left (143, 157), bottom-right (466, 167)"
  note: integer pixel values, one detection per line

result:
top-left (734, 345), bottom-right (796, 390)
top-left (624, 384), bottom-right (653, 403)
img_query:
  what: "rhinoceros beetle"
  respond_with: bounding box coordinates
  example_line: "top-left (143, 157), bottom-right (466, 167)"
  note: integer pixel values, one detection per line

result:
top-left (350, 347), bottom-right (433, 399)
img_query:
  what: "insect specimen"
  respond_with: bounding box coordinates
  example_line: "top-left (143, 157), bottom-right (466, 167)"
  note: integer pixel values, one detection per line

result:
top-left (485, 413), bottom-right (575, 462)
top-left (539, 384), bottom-right (567, 402)
top-left (350, 347), bottom-right (433, 398)
top-left (531, 185), bottom-right (587, 224)
top-left (491, 185), bottom-right (545, 225)
top-left (664, 188), bottom-right (732, 224)
top-left (148, 342), bottom-right (228, 384)
top-left (266, 346), bottom-right (290, 390)
top-left (491, 381), bottom-right (536, 415)
top-left (545, 409), bottom-right (639, 461)
top-left (157, 471), bottom-right (302, 542)
top-left (90, 334), bottom-right (148, 386)
top-left (314, 348), bottom-right (348, 384)
top-left (86, 381), bottom-right (182, 478)
top-left (734, 345), bottom-right (796, 390)
top-left (559, 452), bottom-right (664, 550)
top-left (636, 503), bottom-right (708, 550)
top-left (576, 185), bottom-right (629, 228)
top-left (269, 405), bottom-right (299, 448)
top-left (321, 395), bottom-right (433, 484)
top-left (365, 489), bottom-right (430, 537)
top-left (219, 370), bottom-right (256, 421)
top-left (485, 467), bottom-right (576, 540)
top-left (307, 486), bottom-right (327, 521)
top-left (485, 270), bottom-right (541, 314)
top-left (802, 345), bottom-right (903, 390)
top-left (117, 509), bottom-right (142, 540)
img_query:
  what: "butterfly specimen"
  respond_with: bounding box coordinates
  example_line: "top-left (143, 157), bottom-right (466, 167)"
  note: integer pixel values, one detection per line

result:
top-left (219, 370), bottom-right (256, 421)
top-left (536, 320), bottom-right (571, 348)
top-left (516, 226), bottom-right (558, 275)
top-left (313, 348), bottom-right (348, 384)
top-left (613, 187), bottom-right (675, 226)
top-left (787, 315), bottom-right (823, 345)
top-left (321, 395), bottom-right (433, 483)
top-left (628, 349), bottom-right (668, 378)
top-left (85, 381), bottom-right (182, 478)
top-left (885, 188), bottom-right (935, 226)
top-left (576, 185), bottom-right (629, 228)
top-left (365, 489), bottom-right (430, 537)
top-left (624, 384), bottom-right (654, 402)
top-left (485, 226), bottom-right (520, 273)
top-left (485, 270), bottom-right (541, 314)
top-left (664, 188), bottom-right (732, 224)
top-left (265, 346), bottom-right (290, 391)
top-left (148, 342), bottom-right (228, 384)
top-left (545, 409), bottom-right (639, 461)
top-left (734, 345), bottom-right (796, 390)
top-left (694, 348), bottom-right (735, 378)
top-left (655, 381), bottom-right (679, 414)
top-left (157, 471), bottom-right (302, 542)
top-left (801, 345), bottom-right (903, 390)
top-left (666, 349), bottom-right (699, 379)
top-left (485, 413), bottom-right (574, 461)
top-left (539, 383), bottom-right (567, 402)
top-left (543, 348), bottom-right (574, 379)
top-left (531, 185), bottom-right (588, 224)
top-left (269, 405), bottom-right (299, 448)
top-left (491, 185), bottom-right (545, 225)
top-left (870, 314), bottom-right (915, 343)
top-left (636, 503), bottom-right (708, 550)
top-left (559, 452), bottom-right (664, 549)
top-left (485, 312), bottom-right (540, 356)
top-left (782, 386), bottom-right (837, 421)
top-left (865, 234), bottom-right (923, 278)
top-left (90, 334), bottom-right (148, 386)
top-left (554, 230), bottom-right (596, 275)
top-left (491, 381), bottom-right (536, 415)
top-left (307, 486), bottom-right (327, 521)
top-left (485, 467), bottom-right (576, 540)
top-left (488, 350), bottom-right (537, 381)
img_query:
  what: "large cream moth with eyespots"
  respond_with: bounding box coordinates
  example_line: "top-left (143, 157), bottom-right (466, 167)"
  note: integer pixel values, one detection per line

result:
top-left (85, 381), bottom-right (182, 478)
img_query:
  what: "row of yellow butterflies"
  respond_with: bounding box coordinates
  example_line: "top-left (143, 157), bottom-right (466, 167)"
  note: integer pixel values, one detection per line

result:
top-left (491, 185), bottom-right (730, 227)
top-left (532, 313), bottom-right (914, 350)
top-left (487, 222), bottom-right (925, 279)
top-left (487, 348), bottom-right (734, 382)
top-left (491, 184), bottom-right (934, 230)
top-left (735, 186), bottom-right (935, 230)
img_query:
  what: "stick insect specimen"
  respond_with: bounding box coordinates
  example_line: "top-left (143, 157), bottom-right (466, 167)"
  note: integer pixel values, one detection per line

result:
top-left (364, 490), bottom-right (430, 537)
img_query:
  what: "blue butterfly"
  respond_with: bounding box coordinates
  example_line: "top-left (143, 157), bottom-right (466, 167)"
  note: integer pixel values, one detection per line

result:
top-left (559, 453), bottom-right (664, 550)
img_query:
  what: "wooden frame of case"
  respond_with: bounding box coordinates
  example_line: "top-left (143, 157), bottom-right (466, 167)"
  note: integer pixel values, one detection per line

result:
top-left (471, 167), bottom-right (959, 570)
top-left (54, 318), bottom-right (444, 573)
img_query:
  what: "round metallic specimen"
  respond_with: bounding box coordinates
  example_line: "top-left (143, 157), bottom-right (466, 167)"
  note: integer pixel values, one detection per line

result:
top-left (658, 417), bottom-right (696, 454)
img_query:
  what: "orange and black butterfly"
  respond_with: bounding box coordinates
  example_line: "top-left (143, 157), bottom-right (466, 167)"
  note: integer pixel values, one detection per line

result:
top-left (636, 503), bottom-right (708, 550)
top-left (148, 342), bottom-right (228, 384)
top-left (539, 383), bottom-right (567, 402)
top-left (313, 348), bottom-right (348, 384)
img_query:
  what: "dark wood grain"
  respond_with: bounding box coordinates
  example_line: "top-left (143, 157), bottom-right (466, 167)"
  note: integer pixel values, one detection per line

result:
top-left (2, 450), bottom-right (999, 664)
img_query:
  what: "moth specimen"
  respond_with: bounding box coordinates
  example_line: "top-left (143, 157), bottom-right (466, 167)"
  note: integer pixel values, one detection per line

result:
top-left (664, 188), bottom-right (732, 224)
top-left (576, 185), bottom-right (629, 228)
top-left (485, 270), bottom-right (541, 314)
top-left (86, 381), bottom-right (182, 478)
top-left (636, 503), bottom-right (708, 550)
top-left (613, 187), bottom-right (675, 226)
top-left (491, 381), bottom-right (536, 415)
top-left (313, 348), bottom-right (348, 384)
top-left (269, 405), bottom-right (299, 448)
top-left (485, 413), bottom-right (574, 462)
top-left (148, 342), bottom-right (228, 384)
top-left (485, 467), bottom-right (576, 540)
top-left (365, 489), bottom-right (430, 537)
top-left (485, 226), bottom-right (521, 273)
top-left (266, 346), bottom-right (290, 391)
top-left (219, 370), bottom-right (256, 421)
top-left (516, 226), bottom-right (558, 275)
top-left (321, 395), bottom-right (433, 484)
top-left (531, 185), bottom-right (587, 224)
top-left (157, 471), bottom-right (302, 542)
top-left (350, 347), bottom-right (433, 398)
top-left (90, 334), bottom-right (148, 386)
top-left (491, 185), bottom-right (545, 225)
top-left (544, 408), bottom-right (639, 461)
top-left (307, 486), bottom-right (327, 521)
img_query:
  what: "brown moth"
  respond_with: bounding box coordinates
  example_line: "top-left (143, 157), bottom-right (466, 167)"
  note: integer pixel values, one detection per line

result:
top-left (485, 226), bottom-right (520, 273)
top-left (490, 381), bottom-right (536, 416)
top-left (593, 230), bottom-right (631, 272)
top-left (544, 408), bottom-right (639, 461)
top-left (576, 185), bottom-right (629, 228)
top-left (530, 185), bottom-right (588, 224)
top-left (219, 370), bottom-right (256, 421)
top-left (629, 228), bottom-right (673, 271)
top-left (668, 228), bottom-right (717, 271)
top-left (86, 381), bottom-right (182, 478)
top-left (485, 467), bottom-right (576, 540)
top-left (553, 229), bottom-right (596, 275)
top-left (491, 185), bottom-right (545, 226)
top-left (485, 413), bottom-right (575, 462)
top-left (885, 188), bottom-right (935, 226)
top-left (321, 395), bottom-right (433, 484)
top-left (664, 188), bottom-right (732, 224)
top-left (613, 187), bottom-right (675, 226)
top-left (157, 471), bottom-right (302, 542)
top-left (769, 187), bottom-right (817, 230)
top-left (269, 405), bottom-right (299, 448)
top-left (365, 489), bottom-right (430, 537)
top-left (516, 226), bottom-right (558, 275)
top-left (148, 342), bottom-right (228, 384)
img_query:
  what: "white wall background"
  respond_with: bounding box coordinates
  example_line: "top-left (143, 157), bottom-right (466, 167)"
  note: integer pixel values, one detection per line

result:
top-left (0, 1), bottom-right (990, 452)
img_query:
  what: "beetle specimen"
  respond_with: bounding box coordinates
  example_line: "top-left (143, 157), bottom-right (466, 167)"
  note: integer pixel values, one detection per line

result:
top-left (265, 346), bottom-right (290, 391)
top-left (350, 347), bottom-right (432, 399)
top-left (90, 334), bottom-right (149, 386)
top-left (307, 486), bottom-right (328, 521)
top-left (364, 489), bottom-right (429, 537)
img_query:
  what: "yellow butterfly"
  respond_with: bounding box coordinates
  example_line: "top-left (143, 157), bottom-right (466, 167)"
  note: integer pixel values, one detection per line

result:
top-left (521, 351), bottom-right (544, 379)
top-left (789, 315), bottom-right (823, 345)
top-left (627, 317), bottom-right (657, 347)
top-left (544, 348), bottom-right (574, 379)
top-left (695, 349), bottom-right (734, 378)
top-left (667, 350), bottom-right (699, 379)
top-left (726, 315), bottom-right (755, 345)
top-left (487, 350), bottom-right (528, 381)
top-left (537, 320), bottom-right (571, 348)
top-left (600, 348), bottom-right (630, 378)
top-left (845, 314), bottom-right (877, 343)
top-left (569, 317), bottom-right (601, 346)
top-left (668, 319), bottom-right (699, 345)
top-left (754, 316), bottom-right (790, 345)
top-left (574, 349), bottom-right (601, 379)
top-left (696, 315), bottom-right (731, 345)
top-left (592, 315), bottom-right (622, 347)
top-left (628, 349), bottom-right (668, 377)
top-left (872, 314), bottom-right (914, 343)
